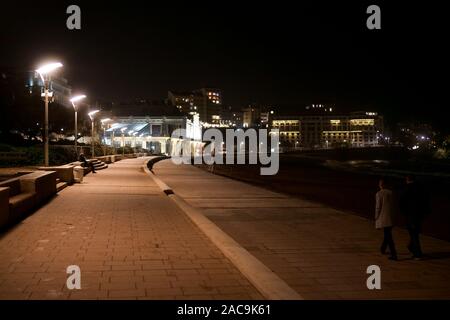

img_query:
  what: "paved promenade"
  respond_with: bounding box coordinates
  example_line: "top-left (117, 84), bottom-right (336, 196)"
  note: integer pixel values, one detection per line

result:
top-left (153, 160), bottom-right (450, 299)
top-left (0, 157), bottom-right (262, 300)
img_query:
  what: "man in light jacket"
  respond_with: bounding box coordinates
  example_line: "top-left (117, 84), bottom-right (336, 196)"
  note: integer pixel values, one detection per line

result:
top-left (375, 178), bottom-right (398, 261)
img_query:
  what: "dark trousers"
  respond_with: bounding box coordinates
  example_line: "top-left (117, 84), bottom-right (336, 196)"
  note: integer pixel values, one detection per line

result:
top-left (381, 227), bottom-right (397, 257)
top-left (407, 220), bottom-right (423, 258)
top-left (82, 160), bottom-right (96, 173)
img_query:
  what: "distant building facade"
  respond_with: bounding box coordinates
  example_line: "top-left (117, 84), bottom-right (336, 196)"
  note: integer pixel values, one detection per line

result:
top-left (271, 111), bottom-right (384, 149)
top-left (242, 104), bottom-right (275, 128)
top-left (167, 87), bottom-right (222, 124)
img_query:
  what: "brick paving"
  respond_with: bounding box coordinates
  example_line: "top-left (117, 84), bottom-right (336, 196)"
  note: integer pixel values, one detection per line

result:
top-left (153, 160), bottom-right (450, 300)
top-left (0, 157), bottom-right (263, 300)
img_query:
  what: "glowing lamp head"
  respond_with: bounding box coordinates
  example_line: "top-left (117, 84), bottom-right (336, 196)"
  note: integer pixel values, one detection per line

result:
top-left (70, 95), bottom-right (86, 103)
top-left (88, 110), bottom-right (99, 119)
top-left (36, 62), bottom-right (63, 75)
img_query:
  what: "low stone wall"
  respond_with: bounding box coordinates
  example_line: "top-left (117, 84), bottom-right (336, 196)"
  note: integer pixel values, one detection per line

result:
top-left (19, 171), bottom-right (57, 206)
top-left (0, 187), bottom-right (9, 228)
top-left (37, 165), bottom-right (75, 184)
top-left (95, 156), bottom-right (112, 164)
top-left (0, 171), bottom-right (57, 228)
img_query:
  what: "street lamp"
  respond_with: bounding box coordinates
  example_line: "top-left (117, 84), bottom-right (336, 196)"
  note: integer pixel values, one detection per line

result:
top-left (88, 110), bottom-right (100, 157)
top-left (110, 123), bottom-right (120, 155)
top-left (36, 62), bottom-right (63, 166)
top-left (70, 94), bottom-right (86, 157)
top-left (133, 132), bottom-right (138, 154)
top-left (120, 127), bottom-right (127, 157)
top-left (100, 118), bottom-right (111, 155)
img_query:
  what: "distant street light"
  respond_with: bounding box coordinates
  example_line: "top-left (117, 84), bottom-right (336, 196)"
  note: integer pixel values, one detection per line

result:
top-left (70, 94), bottom-right (86, 157)
top-left (110, 123), bottom-right (120, 155)
top-left (133, 132), bottom-right (138, 153)
top-left (120, 127), bottom-right (127, 157)
top-left (100, 118), bottom-right (111, 155)
top-left (88, 110), bottom-right (100, 157)
top-left (36, 62), bottom-right (63, 166)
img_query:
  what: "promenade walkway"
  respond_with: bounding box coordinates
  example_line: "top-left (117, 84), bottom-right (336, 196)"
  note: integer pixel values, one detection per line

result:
top-left (153, 160), bottom-right (450, 299)
top-left (0, 157), bottom-right (262, 300)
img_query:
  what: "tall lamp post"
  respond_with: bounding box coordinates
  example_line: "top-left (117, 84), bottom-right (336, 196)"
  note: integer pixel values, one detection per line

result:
top-left (133, 132), bottom-right (138, 154)
top-left (100, 118), bottom-right (111, 155)
top-left (111, 123), bottom-right (120, 155)
top-left (69, 94), bottom-right (86, 157)
top-left (88, 110), bottom-right (100, 158)
top-left (120, 127), bottom-right (127, 157)
top-left (128, 130), bottom-right (134, 155)
top-left (36, 62), bottom-right (63, 166)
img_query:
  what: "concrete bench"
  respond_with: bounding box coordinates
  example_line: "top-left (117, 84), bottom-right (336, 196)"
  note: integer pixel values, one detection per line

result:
top-left (19, 171), bottom-right (57, 206)
top-left (70, 161), bottom-right (92, 175)
top-left (95, 156), bottom-right (112, 164)
top-left (37, 165), bottom-right (75, 184)
top-left (0, 171), bottom-right (57, 226)
top-left (0, 187), bottom-right (10, 227)
top-left (0, 178), bottom-right (37, 223)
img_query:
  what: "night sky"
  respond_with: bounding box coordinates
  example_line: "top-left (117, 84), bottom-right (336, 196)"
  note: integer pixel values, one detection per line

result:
top-left (1, 1), bottom-right (448, 129)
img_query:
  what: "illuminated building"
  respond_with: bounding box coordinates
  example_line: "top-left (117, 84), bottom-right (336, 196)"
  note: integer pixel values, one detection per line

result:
top-left (105, 114), bottom-right (203, 155)
top-left (242, 105), bottom-right (275, 128)
top-left (168, 87), bottom-right (222, 124)
top-left (271, 111), bottom-right (384, 149)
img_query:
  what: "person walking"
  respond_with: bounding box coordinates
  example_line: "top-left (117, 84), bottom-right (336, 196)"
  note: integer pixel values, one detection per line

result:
top-left (400, 175), bottom-right (430, 260)
top-left (375, 178), bottom-right (397, 261)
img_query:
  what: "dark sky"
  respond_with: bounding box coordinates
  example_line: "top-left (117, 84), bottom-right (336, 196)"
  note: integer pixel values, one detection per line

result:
top-left (1, 1), bottom-right (448, 128)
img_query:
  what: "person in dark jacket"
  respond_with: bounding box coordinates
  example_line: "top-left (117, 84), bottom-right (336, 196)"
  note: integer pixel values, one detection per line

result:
top-left (400, 175), bottom-right (430, 260)
top-left (79, 153), bottom-right (96, 173)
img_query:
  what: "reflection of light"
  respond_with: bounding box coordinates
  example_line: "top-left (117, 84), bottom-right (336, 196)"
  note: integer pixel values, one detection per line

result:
top-left (412, 145), bottom-right (419, 150)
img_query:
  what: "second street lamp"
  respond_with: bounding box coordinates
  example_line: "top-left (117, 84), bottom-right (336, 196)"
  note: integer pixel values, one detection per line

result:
top-left (88, 110), bottom-right (100, 158)
top-left (120, 127), bottom-right (127, 157)
top-left (100, 118), bottom-right (111, 156)
top-left (133, 132), bottom-right (138, 154)
top-left (110, 123), bottom-right (120, 155)
top-left (36, 62), bottom-right (63, 166)
top-left (70, 94), bottom-right (86, 157)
